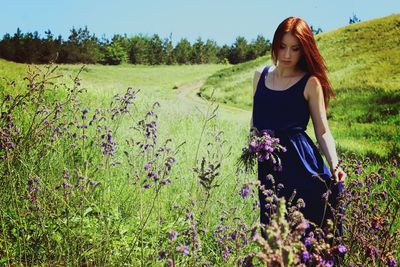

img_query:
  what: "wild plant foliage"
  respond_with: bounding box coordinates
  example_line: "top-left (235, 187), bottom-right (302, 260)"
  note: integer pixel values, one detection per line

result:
top-left (0, 65), bottom-right (398, 266)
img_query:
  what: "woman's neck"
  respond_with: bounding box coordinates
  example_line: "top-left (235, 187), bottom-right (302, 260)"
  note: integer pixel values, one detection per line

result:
top-left (274, 64), bottom-right (301, 78)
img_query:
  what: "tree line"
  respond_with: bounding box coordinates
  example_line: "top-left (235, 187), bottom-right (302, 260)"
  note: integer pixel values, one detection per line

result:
top-left (0, 27), bottom-right (272, 65)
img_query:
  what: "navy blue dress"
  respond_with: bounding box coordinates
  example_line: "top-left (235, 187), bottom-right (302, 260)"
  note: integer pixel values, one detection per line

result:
top-left (252, 66), bottom-right (342, 229)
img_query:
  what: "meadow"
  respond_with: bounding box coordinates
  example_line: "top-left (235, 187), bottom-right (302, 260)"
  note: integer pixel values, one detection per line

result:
top-left (200, 14), bottom-right (400, 160)
top-left (0, 14), bottom-right (399, 267)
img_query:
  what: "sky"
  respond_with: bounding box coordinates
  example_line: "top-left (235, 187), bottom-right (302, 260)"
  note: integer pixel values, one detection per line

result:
top-left (1, 0), bottom-right (399, 45)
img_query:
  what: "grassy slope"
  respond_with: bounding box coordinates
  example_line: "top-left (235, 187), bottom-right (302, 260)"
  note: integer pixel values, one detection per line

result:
top-left (199, 14), bottom-right (400, 159)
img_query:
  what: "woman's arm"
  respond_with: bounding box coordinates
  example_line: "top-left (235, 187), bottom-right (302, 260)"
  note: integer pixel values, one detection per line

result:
top-left (305, 76), bottom-right (346, 183)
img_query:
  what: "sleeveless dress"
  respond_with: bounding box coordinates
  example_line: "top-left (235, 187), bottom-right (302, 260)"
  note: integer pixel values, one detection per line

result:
top-left (252, 65), bottom-right (343, 230)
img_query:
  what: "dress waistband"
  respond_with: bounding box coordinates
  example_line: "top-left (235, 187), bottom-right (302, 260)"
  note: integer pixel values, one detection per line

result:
top-left (258, 128), bottom-right (305, 137)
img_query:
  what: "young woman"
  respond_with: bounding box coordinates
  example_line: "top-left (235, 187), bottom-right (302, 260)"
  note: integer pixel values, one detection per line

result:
top-left (250, 17), bottom-right (346, 231)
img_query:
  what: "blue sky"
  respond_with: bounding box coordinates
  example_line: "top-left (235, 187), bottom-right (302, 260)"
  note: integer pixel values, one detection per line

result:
top-left (1, 0), bottom-right (399, 45)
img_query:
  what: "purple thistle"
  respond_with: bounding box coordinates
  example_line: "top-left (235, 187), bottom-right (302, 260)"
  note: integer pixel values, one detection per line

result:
top-left (321, 260), bottom-right (334, 267)
top-left (144, 161), bottom-right (152, 171)
top-left (387, 256), bottom-right (397, 267)
top-left (248, 141), bottom-right (257, 153)
top-left (337, 244), bottom-right (347, 254)
top-left (176, 245), bottom-right (189, 255)
top-left (301, 250), bottom-right (310, 262)
top-left (222, 246), bottom-right (231, 260)
top-left (81, 108), bottom-right (88, 120)
top-left (168, 230), bottom-right (178, 240)
top-left (64, 169), bottom-right (70, 179)
top-left (158, 251), bottom-right (167, 260)
top-left (160, 179), bottom-right (171, 185)
top-left (101, 130), bottom-right (116, 157)
top-left (240, 185), bottom-right (250, 199)
top-left (366, 245), bottom-right (377, 259)
top-left (304, 237), bottom-right (312, 247)
top-left (147, 171), bottom-right (158, 180)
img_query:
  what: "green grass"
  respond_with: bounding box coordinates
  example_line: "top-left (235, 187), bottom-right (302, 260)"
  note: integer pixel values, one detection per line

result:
top-left (1, 15), bottom-right (399, 265)
top-left (199, 14), bottom-right (400, 159)
top-left (0, 60), bottom-right (259, 265)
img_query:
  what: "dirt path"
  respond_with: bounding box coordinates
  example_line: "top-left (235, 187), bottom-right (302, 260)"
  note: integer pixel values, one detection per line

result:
top-left (175, 79), bottom-right (251, 122)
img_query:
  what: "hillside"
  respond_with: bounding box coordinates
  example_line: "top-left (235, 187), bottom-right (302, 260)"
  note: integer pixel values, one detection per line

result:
top-left (199, 14), bottom-right (400, 159)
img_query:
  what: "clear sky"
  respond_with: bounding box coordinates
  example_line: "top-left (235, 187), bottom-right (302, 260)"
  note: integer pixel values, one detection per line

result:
top-left (1, 0), bottom-right (399, 45)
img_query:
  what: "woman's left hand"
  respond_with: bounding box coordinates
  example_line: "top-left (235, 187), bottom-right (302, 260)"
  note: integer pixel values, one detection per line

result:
top-left (332, 166), bottom-right (346, 183)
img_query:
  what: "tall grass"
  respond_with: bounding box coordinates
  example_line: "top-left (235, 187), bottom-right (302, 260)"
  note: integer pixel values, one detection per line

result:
top-left (0, 62), bottom-right (399, 266)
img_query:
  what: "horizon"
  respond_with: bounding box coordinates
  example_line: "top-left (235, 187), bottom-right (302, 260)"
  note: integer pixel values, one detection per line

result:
top-left (1, 1), bottom-right (399, 46)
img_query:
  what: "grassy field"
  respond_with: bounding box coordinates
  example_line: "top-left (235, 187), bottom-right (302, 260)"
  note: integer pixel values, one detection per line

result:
top-left (0, 14), bottom-right (399, 266)
top-left (199, 14), bottom-right (400, 160)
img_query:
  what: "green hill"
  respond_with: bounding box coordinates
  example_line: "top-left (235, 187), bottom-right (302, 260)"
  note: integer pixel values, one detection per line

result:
top-left (199, 14), bottom-right (400, 159)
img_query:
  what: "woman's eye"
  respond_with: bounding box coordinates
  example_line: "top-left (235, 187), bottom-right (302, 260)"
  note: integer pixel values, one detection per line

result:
top-left (280, 45), bottom-right (286, 49)
top-left (293, 48), bottom-right (300, 52)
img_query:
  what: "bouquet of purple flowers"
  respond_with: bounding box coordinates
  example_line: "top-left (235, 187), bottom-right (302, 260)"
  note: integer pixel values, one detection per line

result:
top-left (237, 129), bottom-right (287, 174)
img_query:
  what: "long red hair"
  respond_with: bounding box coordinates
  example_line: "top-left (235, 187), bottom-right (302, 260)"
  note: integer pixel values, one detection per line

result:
top-left (271, 17), bottom-right (334, 109)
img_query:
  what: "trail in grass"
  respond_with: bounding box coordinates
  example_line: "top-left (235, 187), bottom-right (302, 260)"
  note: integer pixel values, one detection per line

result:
top-left (175, 78), bottom-right (251, 123)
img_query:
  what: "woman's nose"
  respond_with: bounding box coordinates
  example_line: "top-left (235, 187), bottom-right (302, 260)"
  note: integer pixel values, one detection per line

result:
top-left (284, 48), bottom-right (291, 58)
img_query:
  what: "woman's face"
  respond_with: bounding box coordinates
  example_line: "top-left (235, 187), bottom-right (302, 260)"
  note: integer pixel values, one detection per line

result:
top-left (277, 32), bottom-right (302, 68)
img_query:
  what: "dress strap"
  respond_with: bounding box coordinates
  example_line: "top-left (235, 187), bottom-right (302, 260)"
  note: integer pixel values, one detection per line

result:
top-left (256, 66), bottom-right (271, 91)
top-left (260, 65), bottom-right (271, 79)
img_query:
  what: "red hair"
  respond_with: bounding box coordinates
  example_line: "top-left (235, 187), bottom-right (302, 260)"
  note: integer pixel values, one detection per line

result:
top-left (271, 17), bottom-right (334, 109)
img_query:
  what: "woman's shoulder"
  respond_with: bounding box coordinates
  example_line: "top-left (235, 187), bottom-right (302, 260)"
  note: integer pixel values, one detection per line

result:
top-left (254, 65), bottom-right (272, 76)
top-left (304, 75), bottom-right (323, 100)
top-left (305, 75), bottom-right (322, 89)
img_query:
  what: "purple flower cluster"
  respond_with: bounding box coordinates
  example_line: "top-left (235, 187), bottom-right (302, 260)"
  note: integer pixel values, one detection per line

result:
top-left (101, 130), bottom-right (116, 157)
top-left (336, 157), bottom-right (400, 265)
top-left (237, 130), bottom-right (286, 173)
top-left (168, 230), bottom-right (178, 240)
top-left (213, 214), bottom-right (251, 262)
top-left (0, 111), bottom-right (20, 160)
top-left (240, 184), bottom-right (250, 199)
top-left (110, 87), bottom-right (138, 120)
top-left (55, 168), bottom-right (100, 198)
top-left (176, 245), bottom-right (189, 255)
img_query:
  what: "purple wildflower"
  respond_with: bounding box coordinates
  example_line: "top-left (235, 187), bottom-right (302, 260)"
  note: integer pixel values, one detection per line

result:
top-left (301, 250), bottom-right (310, 262)
top-left (240, 185), bottom-right (250, 199)
top-left (101, 131), bottom-right (116, 156)
top-left (81, 108), bottom-right (88, 120)
top-left (304, 237), bottom-right (312, 247)
top-left (167, 258), bottom-right (174, 267)
top-left (248, 141), bottom-right (257, 153)
top-left (147, 171), bottom-right (158, 181)
top-left (144, 161), bottom-right (152, 171)
top-left (222, 246), bottom-right (231, 260)
top-left (387, 256), bottom-right (397, 267)
top-left (63, 169), bottom-right (70, 179)
top-left (366, 245), bottom-right (377, 259)
top-left (176, 245), bottom-right (189, 255)
top-left (338, 244), bottom-right (347, 254)
top-left (168, 230), bottom-right (178, 240)
top-left (322, 260), bottom-right (334, 267)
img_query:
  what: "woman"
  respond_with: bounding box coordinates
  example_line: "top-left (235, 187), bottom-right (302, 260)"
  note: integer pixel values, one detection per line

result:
top-left (250, 17), bottom-right (346, 232)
